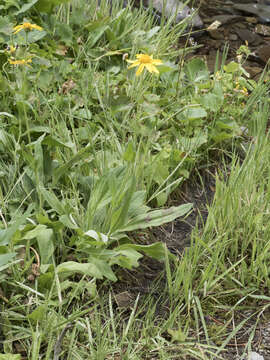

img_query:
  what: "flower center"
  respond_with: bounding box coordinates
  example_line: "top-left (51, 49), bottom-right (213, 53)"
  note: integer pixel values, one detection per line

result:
top-left (139, 55), bottom-right (152, 64)
top-left (24, 23), bottom-right (32, 29)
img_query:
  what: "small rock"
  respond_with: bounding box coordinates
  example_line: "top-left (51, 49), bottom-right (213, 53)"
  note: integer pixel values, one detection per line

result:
top-left (149, 0), bottom-right (203, 28)
top-left (233, 3), bottom-right (270, 23)
top-left (255, 24), bottom-right (270, 36)
top-left (248, 352), bottom-right (264, 360)
top-left (211, 14), bottom-right (243, 25)
top-left (257, 44), bottom-right (270, 62)
top-left (236, 28), bottom-right (262, 44)
top-left (246, 16), bottom-right (258, 24)
top-left (229, 33), bottom-right (238, 40)
top-left (244, 66), bottom-right (262, 78)
top-left (207, 29), bottom-right (224, 40)
top-left (114, 291), bottom-right (134, 308)
top-left (207, 20), bottom-right (222, 30)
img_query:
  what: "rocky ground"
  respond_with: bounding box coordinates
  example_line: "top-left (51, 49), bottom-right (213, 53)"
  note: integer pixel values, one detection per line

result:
top-left (188, 0), bottom-right (270, 79)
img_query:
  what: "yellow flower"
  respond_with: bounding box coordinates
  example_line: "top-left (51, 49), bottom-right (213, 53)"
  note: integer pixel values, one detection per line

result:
top-left (5, 45), bottom-right (16, 54)
top-left (13, 22), bottom-right (43, 35)
top-left (127, 54), bottom-right (163, 76)
top-left (9, 58), bottom-right (32, 66)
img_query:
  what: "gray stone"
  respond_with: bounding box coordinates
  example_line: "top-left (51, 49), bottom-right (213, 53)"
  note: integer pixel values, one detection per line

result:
top-left (255, 23), bottom-right (270, 35)
top-left (212, 14), bottom-right (243, 25)
top-left (103, 0), bottom-right (203, 29)
top-left (229, 33), bottom-right (238, 40)
top-left (236, 28), bottom-right (262, 44)
top-left (233, 3), bottom-right (270, 23)
top-left (257, 44), bottom-right (270, 62)
top-left (248, 352), bottom-right (264, 360)
top-left (147, 0), bottom-right (203, 28)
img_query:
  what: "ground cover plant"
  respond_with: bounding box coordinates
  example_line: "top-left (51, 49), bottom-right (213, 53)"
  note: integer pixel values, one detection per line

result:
top-left (0, 0), bottom-right (270, 358)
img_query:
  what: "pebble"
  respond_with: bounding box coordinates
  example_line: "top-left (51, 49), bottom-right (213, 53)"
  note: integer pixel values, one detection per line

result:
top-left (257, 44), bottom-right (270, 62)
top-left (236, 28), bottom-right (263, 44)
top-left (255, 24), bottom-right (270, 36)
top-left (244, 66), bottom-right (262, 78)
top-left (248, 352), bottom-right (264, 360)
top-left (207, 29), bottom-right (224, 40)
top-left (229, 33), bottom-right (238, 40)
top-left (213, 14), bottom-right (243, 25)
top-left (245, 17), bottom-right (258, 24)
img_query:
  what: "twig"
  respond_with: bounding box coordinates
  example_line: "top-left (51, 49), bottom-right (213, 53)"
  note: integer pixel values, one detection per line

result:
top-left (54, 323), bottom-right (73, 360)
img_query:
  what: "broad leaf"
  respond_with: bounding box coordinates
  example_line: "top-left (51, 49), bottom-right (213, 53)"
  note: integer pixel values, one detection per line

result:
top-left (117, 203), bottom-right (193, 232)
top-left (0, 253), bottom-right (17, 272)
top-left (36, 0), bottom-right (71, 12)
top-left (14, 0), bottom-right (39, 15)
top-left (0, 355), bottom-right (21, 360)
top-left (116, 242), bottom-right (168, 261)
top-left (57, 260), bottom-right (117, 281)
top-left (23, 224), bottom-right (54, 265)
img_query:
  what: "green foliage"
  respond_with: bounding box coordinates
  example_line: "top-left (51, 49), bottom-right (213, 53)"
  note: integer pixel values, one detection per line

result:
top-left (0, 0), bottom-right (269, 358)
top-left (35, 0), bottom-right (71, 13)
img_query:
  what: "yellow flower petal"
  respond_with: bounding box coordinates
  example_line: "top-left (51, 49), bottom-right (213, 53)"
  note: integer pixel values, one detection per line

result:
top-left (32, 24), bottom-right (43, 31)
top-left (127, 60), bottom-right (140, 69)
top-left (13, 22), bottom-right (43, 34)
top-left (13, 25), bottom-right (22, 31)
top-left (136, 64), bottom-right (145, 76)
top-left (127, 53), bottom-right (163, 76)
top-left (145, 63), bottom-right (154, 73)
top-left (148, 64), bottom-right (159, 74)
top-left (152, 59), bottom-right (162, 65)
top-left (9, 58), bottom-right (32, 66)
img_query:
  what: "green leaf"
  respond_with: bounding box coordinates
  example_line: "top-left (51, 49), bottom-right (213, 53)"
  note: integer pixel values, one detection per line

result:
top-left (55, 23), bottom-right (73, 45)
top-left (200, 92), bottom-right (223, 112)
top-left (42, 135), bottom-right (73, 149)
top-left (0, 253), bottom-right (16, 272)
top-left (118, 203), bottom-right (193, 232)
top-left (28, 304), bottom-right (47, 323)
top-left (182, 107), bottom-right (207, 120)
top-left (85, 21), bottom-right (109, 48)
top-left (84, 230), bottom-right (108, 244)
top-left (144, 94), bottom-right (160, 103)
top-left (59, 214), bottom-right (78, 229)
top-left (0, 355), bottom-right (21, 360)
top-left (0, 16), bottom-right (13, 35)
top-left (116, 242), bottom-right (168, 262)
top-left (185, 58), bottom-right (209, 83)
top-left (0, 208), bottom-right (33, 246)
top-left (22, 224), bottom-right (54, 265)
top-left (37, 228), bottom-right (54, 265)
top-left (146, 26), bottom-right (160, 39)
top-left (110, 248), bottom-right (143, 269)
top-left (57, 260), bottom-right (117, 281)
top-left (41, 189), bottom-right (66, 215)
top-left (168, 328), bottom-right (187, 342)
top-left (16, 30), bottom-right (47, 44)
top-left (142, 102), bottom-right (160, 116)
top-left (53, 144), bottom-right (93, 184)
top-left (123, 141), bottom-right (135, 162)
top-left (158, 64), bottom-right (175, 75)
top-left (111, 96), bottom-right (132, 115)
top-left (35, 0), bottom-right (71, 12)
top-left (156, 192), bottom-right (168, 206)
top-left (223, 61), bottom-right (239, 73)
top-left (14, 0), bottom-right (38, 15)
